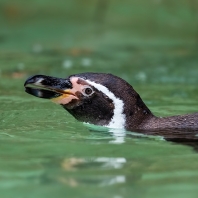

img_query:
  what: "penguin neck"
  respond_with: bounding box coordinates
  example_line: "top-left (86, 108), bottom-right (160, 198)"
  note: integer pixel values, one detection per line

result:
top-left (121, 88), bottom-right (155, 130)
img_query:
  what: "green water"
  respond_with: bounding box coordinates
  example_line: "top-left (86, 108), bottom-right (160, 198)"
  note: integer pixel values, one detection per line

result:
top-left (1, 1), bottom-right (198, 198)
top-left (1, 96), bottom-right (198, 198)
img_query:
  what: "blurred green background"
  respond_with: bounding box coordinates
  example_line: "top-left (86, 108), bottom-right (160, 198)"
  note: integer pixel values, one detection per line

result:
top-left (0, 0), bottom-right (198, 82)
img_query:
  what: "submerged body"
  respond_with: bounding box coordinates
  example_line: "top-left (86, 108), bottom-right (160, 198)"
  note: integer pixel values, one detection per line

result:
top-left (24, 73), bottom-right (198, 141)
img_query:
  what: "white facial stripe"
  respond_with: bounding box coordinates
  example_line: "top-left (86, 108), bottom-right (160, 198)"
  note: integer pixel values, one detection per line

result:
top-left (86, 80), bottom-right (126, 129)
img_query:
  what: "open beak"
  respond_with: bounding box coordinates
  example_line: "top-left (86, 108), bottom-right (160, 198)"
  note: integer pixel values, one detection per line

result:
top-left (24, 75), bottom-right (74, 99)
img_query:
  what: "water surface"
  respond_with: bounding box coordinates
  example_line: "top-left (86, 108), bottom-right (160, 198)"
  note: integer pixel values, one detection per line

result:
top-left (1, 69), bottom-right (198, 198)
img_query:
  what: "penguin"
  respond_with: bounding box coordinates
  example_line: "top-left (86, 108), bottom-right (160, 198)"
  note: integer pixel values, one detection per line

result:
top-left (24, 72), bottom-right (198, 142)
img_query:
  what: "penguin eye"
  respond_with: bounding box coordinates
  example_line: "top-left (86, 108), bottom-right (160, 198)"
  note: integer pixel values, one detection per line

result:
top-left (85, 88), bottom-right (92, 95)
top-left (82, 86), bottom-right (94, 96)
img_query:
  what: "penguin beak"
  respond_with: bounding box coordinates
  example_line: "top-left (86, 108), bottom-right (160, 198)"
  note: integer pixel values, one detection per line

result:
top-left (24, 75), bottom-right (74, 99)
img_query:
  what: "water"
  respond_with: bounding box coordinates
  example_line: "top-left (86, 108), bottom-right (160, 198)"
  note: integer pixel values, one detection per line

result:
top-left (1, 65), bottom-right (198, 198)
top-left (1, 1), bottom-right (198, 198)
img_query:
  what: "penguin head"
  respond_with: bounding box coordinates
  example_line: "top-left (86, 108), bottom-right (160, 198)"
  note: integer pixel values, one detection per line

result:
top-left (24, 73), bottom-right (152, 129)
